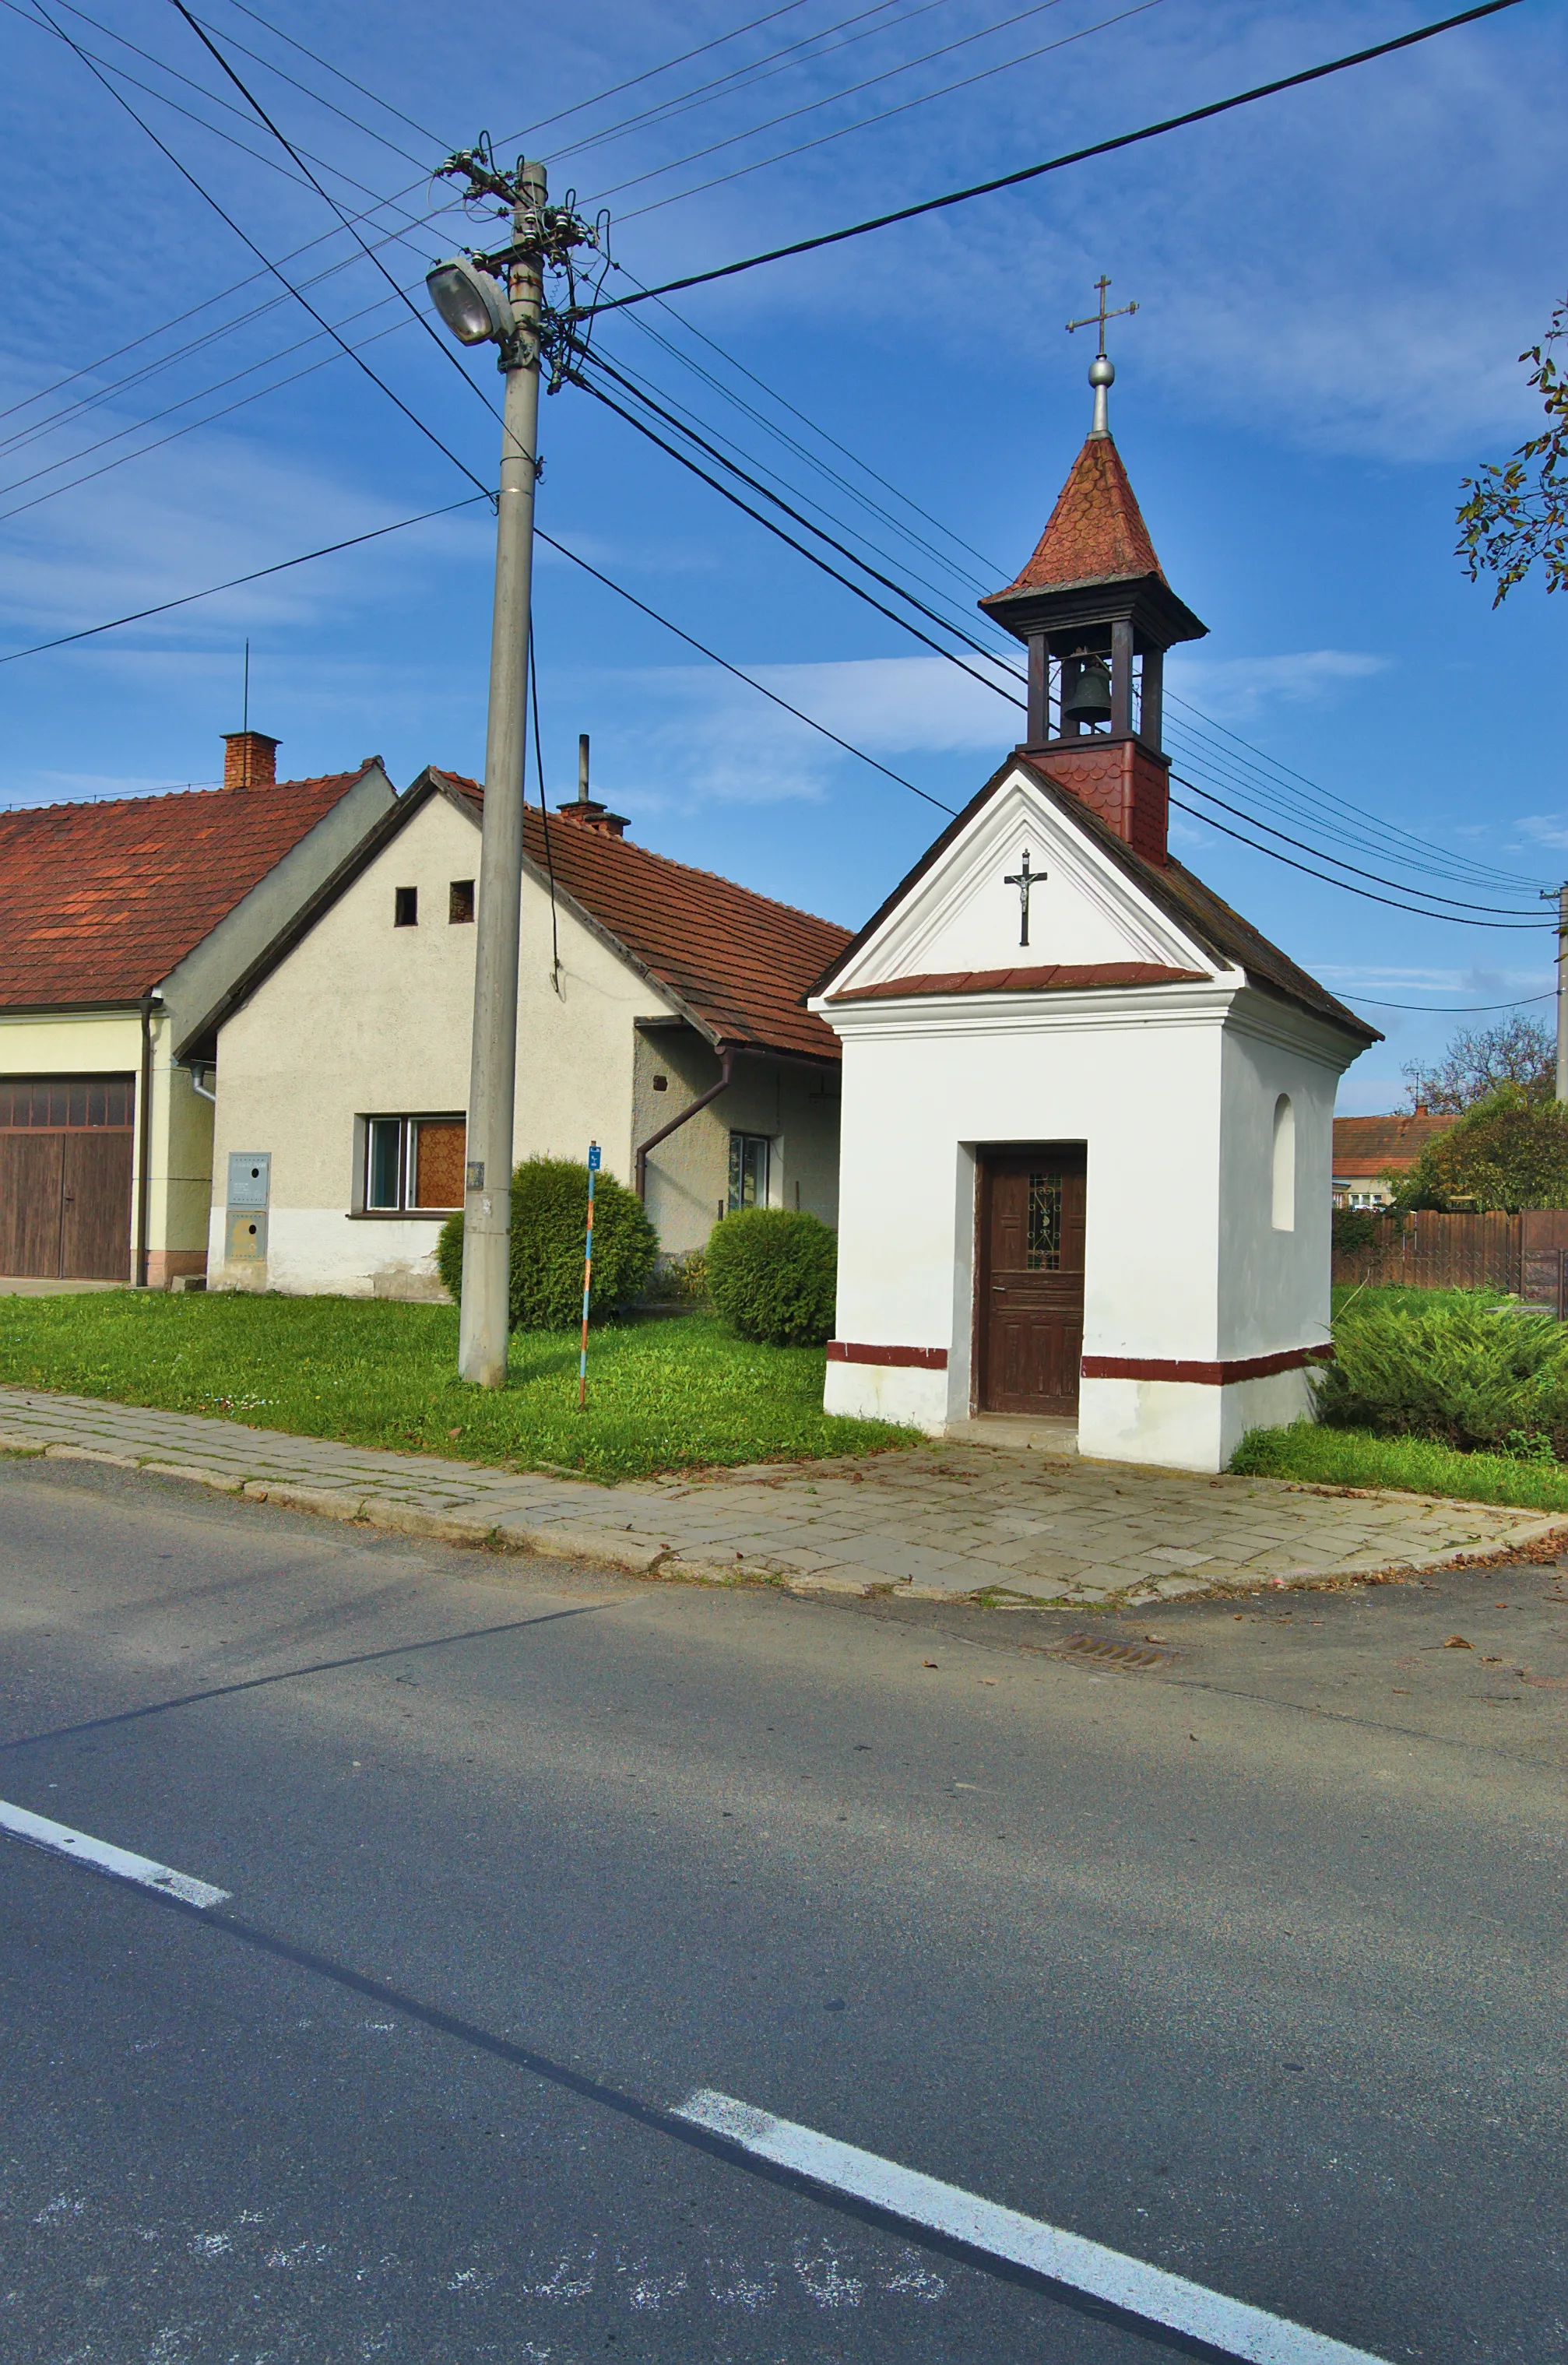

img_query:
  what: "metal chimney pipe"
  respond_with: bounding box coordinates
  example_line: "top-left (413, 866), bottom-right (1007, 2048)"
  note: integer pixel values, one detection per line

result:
top-left (578, 733), bottom-right (590, 804)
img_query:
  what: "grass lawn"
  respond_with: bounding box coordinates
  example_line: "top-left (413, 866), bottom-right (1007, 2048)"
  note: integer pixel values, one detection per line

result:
top-left (1232, 1421), bottom-right (1568, 1516)
top-left (0, 1292), bottom-right (912, 1482)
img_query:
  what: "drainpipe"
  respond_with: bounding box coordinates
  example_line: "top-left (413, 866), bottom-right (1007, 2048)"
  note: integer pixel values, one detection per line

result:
top-left (634, 1049), bottom-right (734, 1204)
top-left (187, 1063), bottom-right (216, 1105)
top-left (135, 990), bottom-right (160, 1288)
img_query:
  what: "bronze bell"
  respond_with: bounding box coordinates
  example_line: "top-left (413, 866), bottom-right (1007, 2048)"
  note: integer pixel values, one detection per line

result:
top-left (1062, 652), bottom-right (1113, 726)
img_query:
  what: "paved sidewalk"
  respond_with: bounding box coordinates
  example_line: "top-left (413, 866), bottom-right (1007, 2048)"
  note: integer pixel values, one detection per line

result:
top-left (2, 1384), bottom-right (1559, 1608)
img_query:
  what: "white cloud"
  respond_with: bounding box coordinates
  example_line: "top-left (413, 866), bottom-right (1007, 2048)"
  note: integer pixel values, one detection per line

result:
top-left (1168, 648), bottom-right (1388, 722)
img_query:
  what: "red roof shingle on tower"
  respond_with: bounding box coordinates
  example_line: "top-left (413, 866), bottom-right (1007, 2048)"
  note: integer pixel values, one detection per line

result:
top-left (0, 768), bottom-right (375, 1010)
top-left (434, 773), bottom-right (849, 1063)
top-left (998, 434), bottom-right (1165, 595)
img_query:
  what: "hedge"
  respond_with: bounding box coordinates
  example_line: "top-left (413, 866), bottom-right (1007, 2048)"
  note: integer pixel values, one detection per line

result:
top-left (436, 1157), bottom-right (658, 1332)
top-left (705, 1207), bottom-right (837, 1348)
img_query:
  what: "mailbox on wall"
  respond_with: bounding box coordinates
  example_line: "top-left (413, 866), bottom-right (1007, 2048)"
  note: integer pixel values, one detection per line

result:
top-left (225, 1151), bottom-right (270, 1263)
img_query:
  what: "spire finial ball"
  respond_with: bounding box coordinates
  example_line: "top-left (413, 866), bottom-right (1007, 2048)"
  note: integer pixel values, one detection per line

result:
top-left (1088, 353), bottom-right (1114, 388)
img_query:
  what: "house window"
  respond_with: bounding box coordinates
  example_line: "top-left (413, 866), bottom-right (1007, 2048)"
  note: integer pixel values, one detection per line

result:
top-left (1271, 1093), bottom-right (1296, 1231)
top-left (394, 886), bottom-right (418, 926)
top-left (728, 1131), bottom-right (770, 1211)
top-left (364, 1116), bottom-right (466, 1211)
top-left (448, 879), bottom-right (474, 923)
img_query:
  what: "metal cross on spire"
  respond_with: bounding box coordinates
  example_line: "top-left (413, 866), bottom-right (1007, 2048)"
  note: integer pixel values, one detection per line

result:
top-left (1004, 849), bottom-right (1042, 949)
top-left (1066, 275), bottom-right (1138, 436)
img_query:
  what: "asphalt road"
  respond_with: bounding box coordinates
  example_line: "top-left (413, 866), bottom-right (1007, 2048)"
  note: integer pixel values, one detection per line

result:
top-left (0, 1453), bottom-right (1563, 2365)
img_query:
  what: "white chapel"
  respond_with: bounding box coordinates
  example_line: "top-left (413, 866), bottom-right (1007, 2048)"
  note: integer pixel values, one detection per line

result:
top-left (811, 351), bottom-right (1376, 1474)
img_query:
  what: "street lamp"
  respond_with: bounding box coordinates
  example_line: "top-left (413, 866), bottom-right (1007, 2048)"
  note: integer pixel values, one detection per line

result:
top-left (425, 256), bottom-right (515, 349)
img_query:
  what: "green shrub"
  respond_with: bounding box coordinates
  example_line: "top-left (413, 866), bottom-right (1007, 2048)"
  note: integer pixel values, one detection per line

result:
top-left (1315, 1288), bottom-right (1568, 1458)
top-left (436, 1157), bottom-right (658, 1332)
top-left (1391, 1082), bottom-right (1568, 1212)
top-left (706, 1207), bottom-right (837, 1347)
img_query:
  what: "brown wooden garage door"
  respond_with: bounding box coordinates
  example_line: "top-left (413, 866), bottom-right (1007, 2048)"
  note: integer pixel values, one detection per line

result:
top-left (0, 1075), bottom-right (135, 1281)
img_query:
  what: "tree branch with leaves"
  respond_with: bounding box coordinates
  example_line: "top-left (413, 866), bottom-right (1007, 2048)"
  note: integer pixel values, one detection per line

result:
top-left (1456, 293), bottom-right (1568, 603)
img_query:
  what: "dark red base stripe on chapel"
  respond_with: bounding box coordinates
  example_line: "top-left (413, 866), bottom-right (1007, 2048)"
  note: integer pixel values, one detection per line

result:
top-left (1081, 1344), bottom-right (1334, 1386)
top-left (828, 1341), bottom-right (949, 1371)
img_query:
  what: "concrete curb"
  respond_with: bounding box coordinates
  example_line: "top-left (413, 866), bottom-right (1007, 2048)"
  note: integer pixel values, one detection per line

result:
top-left (2, 1417), bottom-right (1563, 1604)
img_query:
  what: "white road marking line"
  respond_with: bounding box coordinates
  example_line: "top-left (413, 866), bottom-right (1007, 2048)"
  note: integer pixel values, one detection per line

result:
top-left (0, 1798), bottom-right (230, 1910)
top-left (673, 2090), bottom-right (1390, 2365)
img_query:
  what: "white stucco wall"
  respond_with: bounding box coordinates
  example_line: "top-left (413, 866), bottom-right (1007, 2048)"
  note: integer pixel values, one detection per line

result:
top-left (821, 986), bottom-right (1348, 1470)
top-left (209, 792), bottom-right (688, 1295)
top-left (815, 762), bottom-right (1364, 1472)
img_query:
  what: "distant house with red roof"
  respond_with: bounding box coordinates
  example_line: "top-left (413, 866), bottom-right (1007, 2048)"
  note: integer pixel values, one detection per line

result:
top-left (0, 733), bottom-right (395, 1286)
top-left (200, 762), bottom-right (849, 1297)
top-left (1331, 1109), bottom-right (1459, 1208)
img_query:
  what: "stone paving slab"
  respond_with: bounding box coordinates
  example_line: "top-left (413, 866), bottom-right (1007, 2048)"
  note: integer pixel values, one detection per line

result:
top-left (1, 1385), bottom-right (1563, 1608)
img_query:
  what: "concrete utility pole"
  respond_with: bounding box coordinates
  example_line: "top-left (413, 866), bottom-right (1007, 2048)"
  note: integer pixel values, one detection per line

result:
top-left (1557, 883), bottom-right (1568, 1103)
top-left (459, 163), bottom-right (546, 1387)
top-left (425, 148), bottom-right (593, 1385)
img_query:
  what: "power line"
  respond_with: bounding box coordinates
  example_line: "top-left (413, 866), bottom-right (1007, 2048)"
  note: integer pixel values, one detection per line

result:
top-left (1343, 991), bottom-right (1552, 1013)
top-left (610, 0), bottom-right (1165, 223)
top-left (35, 0), bottom-right (490, 496)
top-left (1169, 789), bottom-right (1551, 930)
top-left (1173, 775), bottom-right (1545, 920)
top-left (167, 1), bottom-right (504, 438)
top-left (543, 0), bottom-right (926, 167)
top-left (0, 493), bottom-right (490, 662)
top-left (502, 0), bottom-right (822, 146)
top-left (578, 343), bottom-right (1021, 682)
top-left (181, 3), bottom-right (435, 168)
top-left (216, 0), bottom-right (449, 148)
top-left (575, 357), bottom-right (1023, 708)
top-left (533, 528), bottom-right (955, 814)
top-left (575, 0), bottom-right (1526, 315)
top-left (575, 0), bottom-right (1079, 191)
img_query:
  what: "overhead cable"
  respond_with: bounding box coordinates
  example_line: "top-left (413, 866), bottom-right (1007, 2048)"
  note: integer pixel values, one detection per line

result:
top-left (609, 0), bottom-right (1165, 222)
top-left (574, 0), bottom-right (1526, 315)
top-left (34, 0), bottom-right (491, 497)
top-left (0, 493), bottom-right (490, 662)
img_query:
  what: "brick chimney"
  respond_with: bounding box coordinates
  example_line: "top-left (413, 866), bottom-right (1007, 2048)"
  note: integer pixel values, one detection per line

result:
top-left (556, 729), bottom-right (628, 838)
top-left (222, 730), bottom-right (279, 789)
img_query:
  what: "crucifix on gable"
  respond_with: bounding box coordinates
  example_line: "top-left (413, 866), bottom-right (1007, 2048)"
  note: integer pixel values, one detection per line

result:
top-left (1004, 849), bottom-right (1042, 948)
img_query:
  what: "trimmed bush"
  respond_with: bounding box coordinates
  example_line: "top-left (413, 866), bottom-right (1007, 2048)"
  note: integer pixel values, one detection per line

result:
top-left (436, 1157), bottom-right (658, 1332)
top-left (1316, 1288), bottom-right (1568, 1458)
top-left (706, 1207), bottom-right (837, 1347)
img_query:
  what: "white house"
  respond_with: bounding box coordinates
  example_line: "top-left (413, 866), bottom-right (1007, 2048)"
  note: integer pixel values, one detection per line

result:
top-left (199, 764), bottom-right (848, 1296)
top-left (0, 732), bottom-right (396, 1288)
top-left (810, 366), bottom-right (1376, 1474)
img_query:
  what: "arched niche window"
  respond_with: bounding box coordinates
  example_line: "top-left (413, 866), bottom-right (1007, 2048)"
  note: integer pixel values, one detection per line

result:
top-left (1271, 1093), bottom-right (1296, 1232)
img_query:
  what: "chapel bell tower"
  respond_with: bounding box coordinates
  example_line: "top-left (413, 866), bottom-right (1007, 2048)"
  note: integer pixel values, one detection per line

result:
top-left (979, 297), bottom-right (1206, 867)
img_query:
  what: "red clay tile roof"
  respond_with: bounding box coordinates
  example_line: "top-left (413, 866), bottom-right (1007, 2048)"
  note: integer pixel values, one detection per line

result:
top-left (0, 771), bottom-right (370, 1010)
top-left (436, 775), bottom-right (849, 1062)
top-left (1333, 1112), bottom-right (1458, 1179)
top-left (833, 962), bottom-right (1208, 1001)
top-left (997, 434), bottom-right (1165, 595)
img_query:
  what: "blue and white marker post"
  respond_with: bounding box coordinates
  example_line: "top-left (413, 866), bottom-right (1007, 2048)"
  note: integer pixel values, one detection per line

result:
top-left (578, 1143), bottom-right (600, 1411)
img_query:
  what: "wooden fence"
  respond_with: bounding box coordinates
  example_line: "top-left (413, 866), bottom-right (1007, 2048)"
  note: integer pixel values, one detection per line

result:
top-left (1332, 1208), bottom-right (1568, 1313)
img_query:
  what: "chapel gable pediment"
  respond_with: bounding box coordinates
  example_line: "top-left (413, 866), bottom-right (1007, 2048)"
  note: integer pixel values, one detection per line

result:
top-left (818, 764), bottom-right (1224, 1003)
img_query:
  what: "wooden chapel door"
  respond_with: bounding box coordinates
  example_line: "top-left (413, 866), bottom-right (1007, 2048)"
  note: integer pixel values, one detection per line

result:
top-left (977, 1147), bottom-right (1087, 1416)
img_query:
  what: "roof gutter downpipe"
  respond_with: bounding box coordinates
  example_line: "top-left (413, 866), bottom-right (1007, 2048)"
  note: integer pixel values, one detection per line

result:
top-left (634, 1049), bottom-right (734, 1204)
top-left (135, 990), bottom-right (158, 1288)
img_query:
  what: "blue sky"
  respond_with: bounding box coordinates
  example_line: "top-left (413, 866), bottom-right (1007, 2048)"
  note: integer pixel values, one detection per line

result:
top-left (2, 0), bottom-right (1564, 1112)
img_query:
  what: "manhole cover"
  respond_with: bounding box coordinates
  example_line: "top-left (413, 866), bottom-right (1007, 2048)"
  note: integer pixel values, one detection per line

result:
top-left (1049, 1632), bottom-right (1172, 1671)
